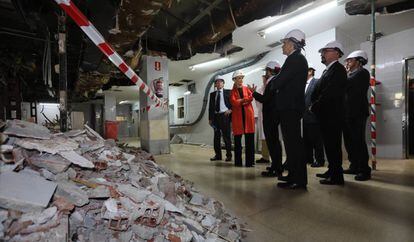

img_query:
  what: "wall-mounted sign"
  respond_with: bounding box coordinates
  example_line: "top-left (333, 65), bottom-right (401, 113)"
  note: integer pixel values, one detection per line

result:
top-left (155, 61), bottom-right (161, 71)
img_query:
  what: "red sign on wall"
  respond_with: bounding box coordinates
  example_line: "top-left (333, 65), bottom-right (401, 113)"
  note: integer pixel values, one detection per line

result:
top-left (155, 61), bottom-right (161, 71)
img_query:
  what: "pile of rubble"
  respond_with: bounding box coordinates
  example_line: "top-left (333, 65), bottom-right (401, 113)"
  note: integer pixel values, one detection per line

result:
top-left (0, 120), bottom-right (247, 241)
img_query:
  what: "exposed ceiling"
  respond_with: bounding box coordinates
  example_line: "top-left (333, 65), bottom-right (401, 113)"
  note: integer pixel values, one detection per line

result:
top-left (0, 0), bottom-right (414, 103)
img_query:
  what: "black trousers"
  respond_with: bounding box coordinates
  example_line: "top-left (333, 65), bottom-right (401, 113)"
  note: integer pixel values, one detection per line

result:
top-left (303, 123), bottom-right (325, 164)
top-left (343, 116), bottom-right (371, 174)
top-left (277, 110), bottom-right (307, 185)
top-left (319, 117), bottom-right (343, 180)
top-left (234, 133), bottom-right (254, 166)
top-left (263, 111), bottom-right (283, 172)
top-left (213, 113), bottom-right (232, 159)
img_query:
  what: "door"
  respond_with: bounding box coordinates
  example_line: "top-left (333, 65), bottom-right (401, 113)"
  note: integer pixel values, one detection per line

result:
top-left (403, 57), bottom-right (414, 158)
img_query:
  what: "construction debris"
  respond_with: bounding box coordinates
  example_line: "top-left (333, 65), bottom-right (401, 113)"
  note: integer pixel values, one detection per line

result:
top-left (0, 120), bottom-right (247, 241)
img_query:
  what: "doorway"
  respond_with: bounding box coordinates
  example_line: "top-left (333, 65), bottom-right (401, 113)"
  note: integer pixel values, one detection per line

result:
top-left (403, 57), bottom-right (414, 158)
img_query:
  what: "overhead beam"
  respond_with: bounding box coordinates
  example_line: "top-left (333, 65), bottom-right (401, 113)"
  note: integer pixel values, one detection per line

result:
top-left (174, 0), bottom-right (223, 38)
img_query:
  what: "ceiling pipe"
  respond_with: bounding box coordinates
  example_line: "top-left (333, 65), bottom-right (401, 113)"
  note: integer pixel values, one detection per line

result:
top-left (170, 51), bottom-right (268, 127)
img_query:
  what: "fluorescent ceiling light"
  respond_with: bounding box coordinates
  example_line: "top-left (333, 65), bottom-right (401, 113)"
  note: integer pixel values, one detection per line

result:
top-left (119, 100), bottom-right (129, 104)
top-left (189, 57), bottom-right (229, 71)
top-left (260, 1), bottom-right (337, 35)
top-left (183, 91), bottom-right (191, 95)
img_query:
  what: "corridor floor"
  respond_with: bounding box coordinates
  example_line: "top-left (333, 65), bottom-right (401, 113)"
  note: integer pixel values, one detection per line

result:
top-left (153, 144), bottom-right (414, 242)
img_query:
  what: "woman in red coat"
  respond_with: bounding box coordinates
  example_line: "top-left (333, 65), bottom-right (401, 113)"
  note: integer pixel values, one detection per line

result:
top-left (230, 70), bottom-right (255, 167)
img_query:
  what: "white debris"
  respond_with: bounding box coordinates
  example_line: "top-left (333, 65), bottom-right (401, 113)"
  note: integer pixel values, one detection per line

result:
top-left (59, 150), bottom-right (94, 168)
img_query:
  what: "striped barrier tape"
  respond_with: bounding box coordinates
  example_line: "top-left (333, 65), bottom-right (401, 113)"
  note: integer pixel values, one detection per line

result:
top-left (54, 0), bottom-right (166, 109)
top-left (370, 76), bottom-right (376, 168)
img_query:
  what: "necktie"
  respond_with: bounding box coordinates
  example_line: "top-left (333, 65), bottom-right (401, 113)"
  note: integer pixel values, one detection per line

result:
top-left (215, 91), bottom-right (221, 112)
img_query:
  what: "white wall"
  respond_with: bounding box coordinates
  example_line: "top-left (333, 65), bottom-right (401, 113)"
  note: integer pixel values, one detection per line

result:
top-left (169, 29), bottom-right (336, 146)
top-left (361, 28), bottom-right (414, 158)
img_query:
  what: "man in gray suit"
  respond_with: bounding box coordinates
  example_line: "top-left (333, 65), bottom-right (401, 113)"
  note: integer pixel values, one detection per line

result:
top-left (303, 68), bottom-right (325, 167)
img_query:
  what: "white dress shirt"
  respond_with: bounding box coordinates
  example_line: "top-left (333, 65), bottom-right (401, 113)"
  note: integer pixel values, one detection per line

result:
top-left (305, 77), bottom-right (313, 94)
top-left (216, 89), bottom-right (229, 113)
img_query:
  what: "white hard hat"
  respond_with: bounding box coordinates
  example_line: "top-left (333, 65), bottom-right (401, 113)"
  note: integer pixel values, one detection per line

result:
top-left (318, 41), bottom-right (344, 55)
top-left (215, 75), bottom-right (225, 82)
top-left (232, 70), bottom-right (244, 79)
top-left (281, 29), bottom-right (306, 46)
top-left (346, 50), bottom-right (368, 62)
top-left (265, 61), bottom-right (281, 70)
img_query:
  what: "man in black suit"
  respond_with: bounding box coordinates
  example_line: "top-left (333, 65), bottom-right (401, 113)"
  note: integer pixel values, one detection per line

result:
top-left (250, 29), bottom-right (308, 189)
top-left (311, 41), bottom-right (347, 185)
top-left (251, 61), bottom-right (283, 177)
top-left (303, 67), bottom-right (325, 168)
top-left (209, 76), bottom-right (232, 161)
top-left (343, 50), bottom-right (371, 181)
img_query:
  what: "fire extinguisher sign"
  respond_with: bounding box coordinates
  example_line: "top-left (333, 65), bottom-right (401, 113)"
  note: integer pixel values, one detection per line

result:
top-left (154, 61), bottom-right (161, 71)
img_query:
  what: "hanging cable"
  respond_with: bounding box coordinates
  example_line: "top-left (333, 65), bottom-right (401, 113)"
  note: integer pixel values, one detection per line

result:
top-left (227, 0), bottom-right (238, 28)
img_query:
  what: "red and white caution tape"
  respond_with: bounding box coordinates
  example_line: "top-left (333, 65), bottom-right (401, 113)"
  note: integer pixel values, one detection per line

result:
top-left (370, 77), bottom-right (376, 168)
top-left (54, 0), bottom-right (166, 109)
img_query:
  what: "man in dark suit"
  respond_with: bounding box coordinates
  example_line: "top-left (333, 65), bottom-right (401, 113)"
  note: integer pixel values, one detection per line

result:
top-left (209, 76), bottom-right (232, 161)
top-left (251, 61), bottom-right (283, 177)
top-left (311, 41), bottom-right (348, 185)
top-left (250, 29), bottom-right (308, 189)
top-left (343, 50), bottom-right (371, 181)
top-left (303, 67), bottom-right (325, 168)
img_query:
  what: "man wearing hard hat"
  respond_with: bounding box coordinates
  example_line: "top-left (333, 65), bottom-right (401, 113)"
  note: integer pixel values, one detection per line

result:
top-left (310, 41), bottom-right (348, 185)
top-left (343, 50), bottom-right (371, 181)
top-left (250, 29), bottom-right (308, 189)
top-left (208, 75), bottom-right (232, 162)
top-left (253, 61), bottom-right (283, 176)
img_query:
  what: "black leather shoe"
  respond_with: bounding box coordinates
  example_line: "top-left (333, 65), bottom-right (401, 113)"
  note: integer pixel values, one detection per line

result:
top-left (256, 158), bottom-right (270, 164)
top-left (261, 170), bottom-right (278, 177)
top-left (343, 168), bottom-right (358, 175)
top-left (210, 156), bottom-right (222, 161)
top-left (319, 177), bottom-right (344, 185)
top-left (316, 171), bottom-right (330, 179)
top-left (277, 182), bottom-right (291, 188)
top-left (225, 157), bottom-right (232, 162)
top-left (311, 162), bottom-right (324, 168)
top-left (354, 173), bottom-right (371, 181)
top-left (287, 183), bottom-right (307, 190)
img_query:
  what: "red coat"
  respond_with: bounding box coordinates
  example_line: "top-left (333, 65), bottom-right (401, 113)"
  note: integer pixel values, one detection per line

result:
top-left (230, 85), bottom-right (255, 135)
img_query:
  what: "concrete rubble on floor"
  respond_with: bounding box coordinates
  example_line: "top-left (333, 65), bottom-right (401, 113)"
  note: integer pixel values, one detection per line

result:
top-left (0, 120), bottom-right (246, 241)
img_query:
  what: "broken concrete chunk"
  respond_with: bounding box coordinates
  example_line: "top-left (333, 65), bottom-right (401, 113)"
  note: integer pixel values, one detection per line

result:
top-left (40, 168), bottom-right (56, 180)
top-left (104, 198), bottom-right (118, 213)
top-left (0, 171), bottom-right (57, 212)
top-left (201, 214), bottom-right (216, 228)
top-left (189, 193), bottom-right (204, 206)
top-left (56, 181), bottom-right (89, 207)
top-left (28, 153), bottom-right (70, 174)
top-left (183, 218), bottom-right (204, 234)
top-left (36, 206), bottom-right (58, 224)
top-left (84, 124), bottom-right (104, 140)
top-left (59, 150), bottom-right (94, 168)
top-left (15, 136), bottom-right (78, 154)
top-left (117, 184), bottom-right (150, 203)
top-left (3, 119), bottom-right (51, 140)
top-left (88, 186), bottom-right (110, 199)
top-left (64, 129), bottom-right (86, 137)
top-left (0, 144), bottom-right (13, 153)
top-left (131, 224), bottom-right (157, 240)
top-left (0, 133), bottom-right (8, 144)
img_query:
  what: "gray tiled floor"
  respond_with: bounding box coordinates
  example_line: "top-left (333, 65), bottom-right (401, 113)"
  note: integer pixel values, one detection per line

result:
top-left (150, 144), bottom-right (414, 242)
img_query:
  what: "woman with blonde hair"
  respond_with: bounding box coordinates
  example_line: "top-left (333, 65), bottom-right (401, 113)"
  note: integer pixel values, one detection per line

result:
top-left (230, 70), bottom-right (255, 167)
